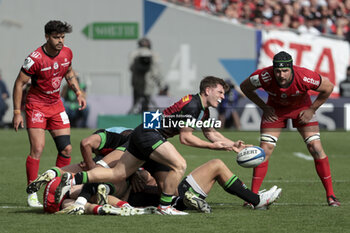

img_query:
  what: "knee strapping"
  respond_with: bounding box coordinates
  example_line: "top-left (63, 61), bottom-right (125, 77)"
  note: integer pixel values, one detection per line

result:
top-left (53, 135), bottom-right (71, 152)
top-left (260, 134), bottom-right (278, 146)
top-left (304, 133), bottom-right (320, 144)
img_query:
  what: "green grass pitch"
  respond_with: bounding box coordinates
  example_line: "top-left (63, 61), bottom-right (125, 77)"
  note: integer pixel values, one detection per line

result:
top-left (0, 129), bottom-right (349, 233)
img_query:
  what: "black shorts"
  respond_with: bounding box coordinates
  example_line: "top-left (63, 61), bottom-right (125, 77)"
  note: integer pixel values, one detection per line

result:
top-left (127, 124), bottom-right (167, 161)
top-left (143, 160), bottom-right (171, 176)
top-left (177, 178), bottom-right (206, 200)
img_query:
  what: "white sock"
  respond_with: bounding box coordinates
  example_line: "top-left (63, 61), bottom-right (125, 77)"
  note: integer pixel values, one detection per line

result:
top-left (75, 197), bottom-right (87, 206)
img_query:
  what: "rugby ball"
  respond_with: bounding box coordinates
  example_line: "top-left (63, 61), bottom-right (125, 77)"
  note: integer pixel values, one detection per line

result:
top-left (236, 146), bottom-right (265, 168)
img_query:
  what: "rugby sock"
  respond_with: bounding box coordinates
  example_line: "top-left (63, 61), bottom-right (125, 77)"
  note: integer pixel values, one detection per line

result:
top-left (79, 183), bottom-right (98, 201)
top-left (50, 167), bottom-right (61, 177)
top-left (26, 155), bottom-right (40, 184)
top-left (224, 175), bottom-right (260, 206)
top-left (93, 205), bottom-right (102, 215)
top-left (72, 171), bottom-right (88, 185)
top-left (314, 156), bottom-right (335, 197)
top-left (251, 160), bottom-right (269, 194)
top-left (116, 201), bottom-right (128, 208)
top-left (75, 196), bottom-right (88, 206)
top-left (159, 192), bottom-right (173, 207)
top-left (55, 153), bottom-right (71, 168)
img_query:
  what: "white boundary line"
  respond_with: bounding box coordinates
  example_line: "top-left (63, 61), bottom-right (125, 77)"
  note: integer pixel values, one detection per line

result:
top-left (293, 152), bottom-right (313, 161)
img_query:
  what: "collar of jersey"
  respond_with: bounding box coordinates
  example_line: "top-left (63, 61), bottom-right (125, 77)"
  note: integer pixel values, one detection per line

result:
top-left (41, 44), bottom-right (61, 58)
top-left (197, 93), bottom-right (205, 110)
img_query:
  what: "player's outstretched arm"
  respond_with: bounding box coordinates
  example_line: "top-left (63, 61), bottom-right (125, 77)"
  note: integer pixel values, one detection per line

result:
top-left (202, 128), bottom-right (250, 153)
top-left (12, 71), bottom-right (30, 131)
top-left (179, 127), bottom-right (234, 151)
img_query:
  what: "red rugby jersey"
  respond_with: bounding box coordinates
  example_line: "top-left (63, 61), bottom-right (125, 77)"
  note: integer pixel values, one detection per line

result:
top-left (21, 45), bottom-right (73, 104)
top-left (249, 66), bottom-right (321, 108)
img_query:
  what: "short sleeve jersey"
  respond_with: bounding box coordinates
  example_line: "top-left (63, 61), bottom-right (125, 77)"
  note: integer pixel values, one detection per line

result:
top-left (158, 94), bottom-right (209, 138)
top-left (249, 66), bottom-right (321, 108)
top-left (21, 45), bottom-right (73, 105)
top-left (93, 129), bottom-right (130, 156)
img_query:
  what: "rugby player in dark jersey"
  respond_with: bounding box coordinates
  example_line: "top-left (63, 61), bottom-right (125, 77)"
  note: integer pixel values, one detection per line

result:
top-left (56, 76), bottom-right (252, 215)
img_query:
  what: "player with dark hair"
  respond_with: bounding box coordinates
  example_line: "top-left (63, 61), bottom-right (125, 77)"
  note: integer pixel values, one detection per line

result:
top-left (240, 51), bottom-right (340, 207)
top-left (55, 76), bottom-right (251, 215)
top-left (12, 20), bottom-right (87, 207)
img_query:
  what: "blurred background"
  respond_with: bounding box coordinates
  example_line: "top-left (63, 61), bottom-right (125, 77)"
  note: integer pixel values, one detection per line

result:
top-left (1, 0), bottom-right (350, 130)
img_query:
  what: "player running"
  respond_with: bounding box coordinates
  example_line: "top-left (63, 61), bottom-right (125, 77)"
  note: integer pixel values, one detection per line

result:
top-left (240, 51), bottom-right (340, 207)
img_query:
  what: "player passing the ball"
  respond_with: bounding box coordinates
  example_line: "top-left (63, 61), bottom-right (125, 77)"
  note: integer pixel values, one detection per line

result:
top-left (240, 51), bottom-right (340, 207)
top-left (55, 76), bottom-right (250, 215)
top-left (12, 20), bottom-right (87, 207)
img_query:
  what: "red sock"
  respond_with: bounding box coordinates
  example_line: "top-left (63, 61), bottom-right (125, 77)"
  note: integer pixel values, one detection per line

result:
top-left (55, 154), bottom-right (71, 168)
top-left (314, 156), bottom-right (334, 197)
top-left (116, 201), bottom-right (128, 208)
top-left (251, 160), bottom-right (269, 193)
top-left (93, 205), bottom-right (102, 215)
top-left (26, 155), bottom-right (40, 185)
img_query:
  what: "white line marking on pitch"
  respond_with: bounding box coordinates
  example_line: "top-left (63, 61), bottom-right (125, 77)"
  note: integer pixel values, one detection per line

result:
top-left (0, 206), bottom-right (29, 209)
top-left (293, 152), bottom-right (313, 161)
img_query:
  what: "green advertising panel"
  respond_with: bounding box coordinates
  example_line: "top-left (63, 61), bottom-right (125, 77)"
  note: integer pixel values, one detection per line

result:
top-left (82, 22), bottom-right (138, 40)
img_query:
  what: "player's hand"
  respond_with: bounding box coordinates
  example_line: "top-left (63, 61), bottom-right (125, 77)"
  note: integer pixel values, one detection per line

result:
top-left (77, 95), bottom-right (87, 110)
top-left (262, 106), bottom-right (278, 122)
top-left (12, 114), bottom-right (24, 132)
top-left (232, 140), bottom-right (253, 153)
top-left (298, 108), bottom-right (315, 124)
top-left (212, 141), bottom-right (235, 151)
top-left (130, 170), bottom-right (147, 192)
top-left (79, 161), bottom-right (96, 171)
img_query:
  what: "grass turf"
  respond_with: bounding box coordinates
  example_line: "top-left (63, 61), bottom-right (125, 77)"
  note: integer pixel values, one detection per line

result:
top-left (0, 129), bottom-right (349, 233)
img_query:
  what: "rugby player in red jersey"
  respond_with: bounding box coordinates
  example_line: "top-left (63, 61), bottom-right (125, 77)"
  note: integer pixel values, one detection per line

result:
top-left (12, 20), bottom-right (87, 207)
top-left (55, 76), bottom-right (251, 215)
top-left (240, 51), bottom-right (340, 207)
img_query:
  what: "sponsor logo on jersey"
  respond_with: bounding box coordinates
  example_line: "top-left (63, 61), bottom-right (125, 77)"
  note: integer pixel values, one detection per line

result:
top-left (303, 76), bottom-right (319, 86)
top-left (52, 77), bottom-right (61, 89)
top-left (61, 62), bottom-right (70, 67)
top-left (32, 110), bottom-right (44, 123)
top-left (30, 51), bottom-right (41, 59)
top-left (41, 67), bottom-right (52, 71)
top-left (53, 71), bottom-right (60, 76)
top-left (261, 71), bottom-right (272, 82)
top-left (182, 95), bottom-right (190, 102)
top-left (23, 57), bottom-right (35, 70)
top-left (53, 62), bottom-right (59, 70)
top-left (250, 74), bottom-right (261, 87)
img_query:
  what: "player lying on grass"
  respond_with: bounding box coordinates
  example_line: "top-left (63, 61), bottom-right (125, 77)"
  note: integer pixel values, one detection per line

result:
top-left (44, 176), bottom-right (155, 215)
top-left (56, 158), bottom-right (282, 214)
top-left (29, 125), bottom-right (281, 214)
